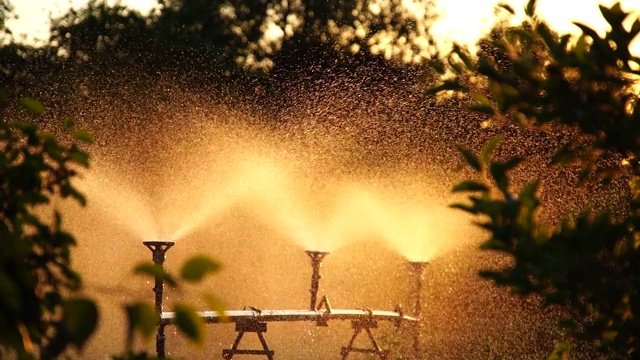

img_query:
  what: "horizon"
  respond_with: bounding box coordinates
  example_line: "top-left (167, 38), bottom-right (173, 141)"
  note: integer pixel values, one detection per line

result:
top-left (5, 0), bottom-right (640, 55)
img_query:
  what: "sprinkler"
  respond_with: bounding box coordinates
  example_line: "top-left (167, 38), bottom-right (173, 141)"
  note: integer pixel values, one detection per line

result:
top-left (305, 250), bottom-right (329, 311)
top-left (143, 245), bottom-right (416, 358)
top-left (409, 261), bottom-right (428, 358)
top-left (143, 241), bottom-right (175, 358)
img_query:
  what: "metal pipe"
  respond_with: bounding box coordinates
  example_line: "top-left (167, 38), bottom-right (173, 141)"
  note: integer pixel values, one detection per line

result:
top-left (409, 261), bottom-right (428, 358)
top-left (143, 241), bottom-right (175, 359)
top-left (305, 250), bottom-right (329, 311)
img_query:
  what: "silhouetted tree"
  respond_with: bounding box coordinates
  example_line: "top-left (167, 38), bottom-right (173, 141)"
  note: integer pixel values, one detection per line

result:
top-left (432, 0), bottom-right (640, 357)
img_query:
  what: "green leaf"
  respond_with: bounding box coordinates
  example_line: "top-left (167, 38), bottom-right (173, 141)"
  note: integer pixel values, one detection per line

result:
top-left (452, 180), bottom-right (489, 193)
top-left (452, 44), bottom-right (474, 69)
top-left (480, 238), bottom-right (509, 251)
top-left (19, 97), bottom-right (45, 115)
top-left (125, 302), bottom-right (158, 339)
top-left (456, 145), bottom-right (482, 172)
top-left (490, 162), bottom-right (509, 192)
top-left (69, 150), bottom-right (90, 167)
top-left (202, 293), bottom-right (228, 322)
top-left (63, 117), bottom-right (75, 131)
top-left (488, 157), bottom-right (523, 193)
top-left (134, 262), bottom-right (177, 287)
top-left (574, 34), bottom-right (588, 61)
top-left (469, 104), bottom-right (494, 115)
top-left (477, 58), bottom-right (503, 81)
top-left (536, 23), bottom-right (560, 57)
top-left (428, 59), bottom-right (446, 74)
top-left (519, 180), bottom-right (539, 201)
top-left (577, 167), bottom-right (591, 185)
top-left (503, 156), bottom-right (524, 171)
top-left (63, 298), bottom-right (99, 349)
top-left (471, 94), bottom-right (493, 108)
top-left (548, 342), bottom-right (572, 360)
top-left (73, 130), bottom-right (95, 144)
top-left (525, 0), bottom-right (537, 17)
top-left (427, 80), bottom-right (464, 95)
top-left (470, 94), bottom-right (494, 114)
top-left (551, 144), bottom-right (575, 165)
top-left (482, 135), bottom-right (503, 164)
top-left (450, 202), bottom-right (478, 214)
top-left (180, 255), bottom-right (221, 282)
top-left (174, 303), bottom-right (204, 344)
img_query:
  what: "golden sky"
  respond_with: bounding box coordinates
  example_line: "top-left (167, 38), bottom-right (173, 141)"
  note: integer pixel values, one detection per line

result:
top-left (430, 0), bottom-right (640, 54)
top-left (6, 0), bottom-right (640, 54)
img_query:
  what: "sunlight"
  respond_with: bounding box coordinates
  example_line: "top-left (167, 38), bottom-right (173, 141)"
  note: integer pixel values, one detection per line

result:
top-left (7, 0), bottom-right (640, 55)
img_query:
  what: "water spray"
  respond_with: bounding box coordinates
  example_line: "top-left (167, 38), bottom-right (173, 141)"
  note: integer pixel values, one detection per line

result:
top-left (305, 250), bottom-right (329, 311)
top-left (409, 261), bottom-right (428, 358)
top-left (143, 241), bottom-right (175, 358)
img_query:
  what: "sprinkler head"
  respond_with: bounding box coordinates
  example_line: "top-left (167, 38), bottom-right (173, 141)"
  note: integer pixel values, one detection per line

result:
top-left (305, 250), bottom-right (330, 259)
top-left (143, 241), bottom-right (175, 264)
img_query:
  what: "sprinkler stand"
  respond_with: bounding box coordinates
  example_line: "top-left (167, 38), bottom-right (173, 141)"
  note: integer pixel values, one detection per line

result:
top-left (409, 261), bottom-right (428, 358)
top-left (143, 241), bottom-right (175, 359)
top-left (305, 250), bottom-right (329, 311)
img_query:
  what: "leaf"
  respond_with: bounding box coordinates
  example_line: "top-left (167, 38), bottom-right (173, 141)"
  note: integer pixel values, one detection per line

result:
top-left (63, 117), bottom-right (75, 131)
top-left (480, 239), bottom-right (509, 251)
top-left (469, 104), bottom-right (494, 115)
top-left (134, 263), bottom-right (177, 287)
top-left (551, 145), bottom-right (576, 165)
top-left (497, 3), bottom-right (515, 15)
top-left (452, 44), bottom-right (474, 69)
top-left (525, 0), bottom-right (537, 17)
top-left (125, 302), bottom-right (158, 339)
top-left (69, 188), bottom-right (87, 206)
top-left (63, 298), bottom-right (99, 349)
top-left (19, 97), bottom-right (45, 115)
top-left (426, 80), bottom-right (464, 95)
top-left (599, 3), bottom-right (626, 28)
top-left (574, 34), bottom-right (588, 61)
top-left (456, 145), bottom-right (482, 172)
top-left (69, 150), bottom-right (90, 167)
top-left (537, 23), bottom-right (560, 57)
top-left (470, 94), bottom-right (494, 114)
top-left (471, 94), bottom-right (493, 108)
top-left (428, 59), bottom-right (446, 74)
top-left (490, 162), bottom-right (509, 192)
top-left (73, 130), bottom-right (95, 144)
top-left (578, 167), bottom-right (591, 185)
top-left (477, 57), bottom-right (503, 81)
top-left (548, 342), bottom-right (572, 360)
top-left (452, 180), bottom-right (489, 193)
top-left (180, 255), bottom-right (221, 282)
top-left (450, 202), bottom-right (478, 214)
top-left (0, 273), bottom-right (20, 311)
top-left (482, 135), bottom-right (503, 164)
top-left (174, 303), bottom-right (204, 344)
top-left (202, 293), bottom-right (229, 323)
top-left (0, 87), bottom-right (9, 108)
top-left (573, 22), bottom-right (601, 41)
top-left (519, 180), bottom-right (540, 201)
top-left (503, 156), bottom-right (524, 171)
